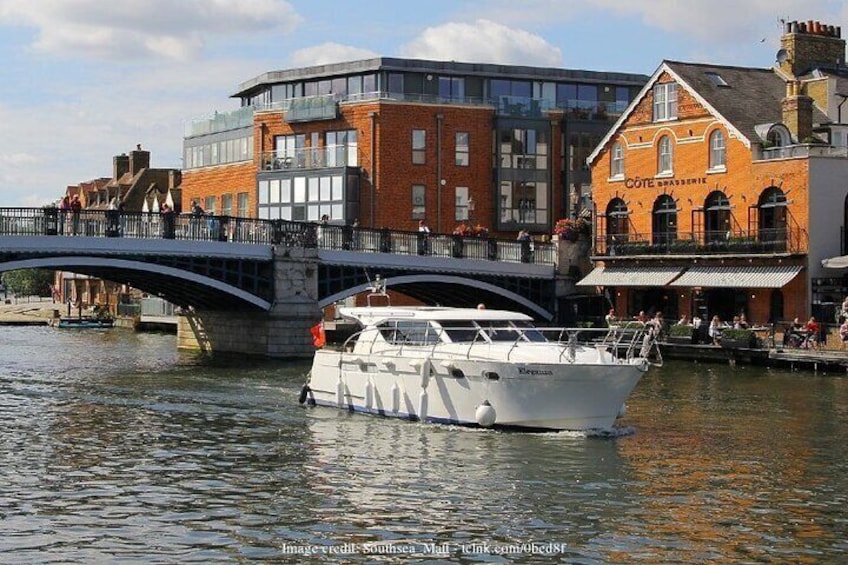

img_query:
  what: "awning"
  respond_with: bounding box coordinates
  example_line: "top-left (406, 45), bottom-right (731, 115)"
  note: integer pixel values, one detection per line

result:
top-left (822, 256), bottom-right (848, 269)
top-left (577, 266), bottom-right (684, 287)
top-left (669, 265), bottom-right (803, 288)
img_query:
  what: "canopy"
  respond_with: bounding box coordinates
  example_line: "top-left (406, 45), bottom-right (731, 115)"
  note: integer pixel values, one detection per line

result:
top-left (669, 265), bottom-right (802, 288)
top-left (576, 266), bottom-right (684, 287)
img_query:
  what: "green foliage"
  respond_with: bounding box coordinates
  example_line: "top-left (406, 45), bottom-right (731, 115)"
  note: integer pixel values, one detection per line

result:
top-left (668, 324), bottom-right (694, 337)
top-left (0, 269), bottom-right (53, 297)
top-left (719, 328), bottom-right (754, 341)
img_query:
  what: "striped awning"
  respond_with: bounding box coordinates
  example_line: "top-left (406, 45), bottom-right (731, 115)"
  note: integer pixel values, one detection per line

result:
top-left (669, 265), bottom-right (803, 288)
top-left (577, 266), bottom-right (684, 287)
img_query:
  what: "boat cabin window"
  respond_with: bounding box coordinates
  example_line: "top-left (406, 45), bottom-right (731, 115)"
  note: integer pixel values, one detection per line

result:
top-left (513, 320), bottom-right (547, 342)
top-left (377, 320), bottom-right (441, 346)
top-left (477, 320), bottom-right (523, 342)
top-left (434, 320), bottom-right (480, 342)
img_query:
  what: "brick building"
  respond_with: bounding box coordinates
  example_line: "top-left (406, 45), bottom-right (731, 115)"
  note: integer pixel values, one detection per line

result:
top-left (181, 58), bottom-right (648, 237)
top-left (584, 20), bottom-right (848, 325)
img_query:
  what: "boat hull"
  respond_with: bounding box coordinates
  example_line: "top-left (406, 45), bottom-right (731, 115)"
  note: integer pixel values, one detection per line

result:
top-left (306, 349), bottom-right (647, 431)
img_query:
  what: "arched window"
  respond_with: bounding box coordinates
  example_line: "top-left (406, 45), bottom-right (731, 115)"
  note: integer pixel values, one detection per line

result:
top-left (758, 186), bottom-right (787, 250)
top-left (704, 191), bottom-right (731, 243)
top-left (767, 128), bottom-right (787, 147)
top-left (652, 194), bottom-right (678, 246)
top-left (709, 130), bottom-right (726, 169)
top-left (606, 198), bottom-right (629, 249)
top-left (610, 142), bottom-right (624, 178)
top-left (658, 135), bottom-right (673, 174)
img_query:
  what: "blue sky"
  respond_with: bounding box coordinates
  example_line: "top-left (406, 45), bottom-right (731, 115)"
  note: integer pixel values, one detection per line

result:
top-left (1, 0), bottom-right (846, 207)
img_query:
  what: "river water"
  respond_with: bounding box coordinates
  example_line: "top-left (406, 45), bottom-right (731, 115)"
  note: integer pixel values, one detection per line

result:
top-left (1, 326), bottom-right (846, 564)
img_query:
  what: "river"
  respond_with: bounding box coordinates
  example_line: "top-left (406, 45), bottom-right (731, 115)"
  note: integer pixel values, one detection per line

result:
top-left (1, 326), bottom-right (846, 564)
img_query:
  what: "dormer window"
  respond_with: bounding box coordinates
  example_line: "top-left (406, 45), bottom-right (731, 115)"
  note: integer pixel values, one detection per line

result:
top-left (653, 83), bottom-right (678, 122)
top-left (767, 129), bottom-right (787, 147)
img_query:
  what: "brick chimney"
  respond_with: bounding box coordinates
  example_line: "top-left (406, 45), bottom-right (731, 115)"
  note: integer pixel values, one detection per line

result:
top-left (113, 153), bottom-right (129, 180)
top-left (128, 143), bottom-right (150, 175)
top-left (778, 19), bottom-right (845, 77)
top-left (782, 80), bottom-right (814, 142)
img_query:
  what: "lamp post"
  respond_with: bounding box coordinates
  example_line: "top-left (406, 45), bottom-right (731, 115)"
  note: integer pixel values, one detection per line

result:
top-left (468, 197), bottom-right (475, 224)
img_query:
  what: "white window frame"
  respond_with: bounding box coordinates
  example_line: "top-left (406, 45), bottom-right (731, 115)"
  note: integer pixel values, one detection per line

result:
top-left (653, 83), bottom-right (677, 122)
top-left (658, 136), bottom-right (673, 176)
top-left (709, 129), bottom-right (726, 171)
top-left (611, 142), bottom-right (624, 179)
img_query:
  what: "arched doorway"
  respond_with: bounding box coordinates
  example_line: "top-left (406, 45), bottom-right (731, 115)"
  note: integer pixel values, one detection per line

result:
top-left (705, 191), bottom-right (731, 243)
top-left (652, 194), bottom-right (677, 246)
top-left (758, 187), bottom-right (787, 252)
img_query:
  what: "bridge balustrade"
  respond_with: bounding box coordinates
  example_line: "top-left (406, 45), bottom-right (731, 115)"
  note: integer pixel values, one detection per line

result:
top-left (0, 207), bottom-right (555, 266)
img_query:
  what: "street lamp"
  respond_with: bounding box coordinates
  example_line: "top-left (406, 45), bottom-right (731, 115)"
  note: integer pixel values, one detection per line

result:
top-left (468, 197), bottom-right (475, 224)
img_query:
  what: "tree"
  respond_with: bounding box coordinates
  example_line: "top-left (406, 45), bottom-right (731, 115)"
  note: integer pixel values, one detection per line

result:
top-left (0, 269), bottom-right (53, 297)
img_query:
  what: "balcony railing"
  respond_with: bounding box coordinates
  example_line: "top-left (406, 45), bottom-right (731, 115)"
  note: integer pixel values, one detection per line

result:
top-left (259, 145), bottom-right (357, 171)
top-left (184, 106), bottom-right (255, 137)
top-left (0, 208), bottom-right (555, 267)
top-left (254, 91), bottom-right (621, 121)
top-left (594, 228), bottom-right (806, 257)
top-left (759, 144), bottom-right (848, 161)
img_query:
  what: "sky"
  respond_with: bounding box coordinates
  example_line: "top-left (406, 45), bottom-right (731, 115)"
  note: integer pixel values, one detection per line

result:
top-left (1, 0), bottom-right (847, 207)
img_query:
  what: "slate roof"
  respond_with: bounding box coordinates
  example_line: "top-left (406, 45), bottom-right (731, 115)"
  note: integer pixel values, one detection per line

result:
top-left (664, 60), bottom-right (829, 141)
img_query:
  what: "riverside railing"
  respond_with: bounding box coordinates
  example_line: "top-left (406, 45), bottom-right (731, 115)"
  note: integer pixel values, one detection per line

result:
top-left (0, 208), bottom-right (555, 266)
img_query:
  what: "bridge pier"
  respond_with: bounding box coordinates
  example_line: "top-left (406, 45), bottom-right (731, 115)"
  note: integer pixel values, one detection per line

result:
top-left (177, 246), bottom-right (322, 358)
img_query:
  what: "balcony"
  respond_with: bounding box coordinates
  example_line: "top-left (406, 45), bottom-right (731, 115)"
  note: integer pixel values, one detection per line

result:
top-left (184, 106), bottom-right (254, 138)
top-left (759, 144), bottom-right (848, 161)
top-left (259, 145), bottom-right (357, 172)
top-left (594, 228), bottom-right (806, 257)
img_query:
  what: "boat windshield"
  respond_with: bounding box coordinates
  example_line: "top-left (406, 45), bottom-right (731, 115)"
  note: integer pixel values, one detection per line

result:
top-left (475, 320), bottom-right (548, 343)
top-left (436, 320), bottom-right (480, 343)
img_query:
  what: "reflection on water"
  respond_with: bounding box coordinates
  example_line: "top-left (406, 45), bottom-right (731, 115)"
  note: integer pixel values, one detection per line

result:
top-left (1, 327), bottom-right (846, 563)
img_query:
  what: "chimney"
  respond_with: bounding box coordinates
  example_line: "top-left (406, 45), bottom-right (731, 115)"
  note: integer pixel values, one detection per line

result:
top-left (128, 144), bottom-right (150, 175)
top-left (779, 19), bottom-right (846, 77)
top-left (168, 170), bottom-right (181, 190)
top-left (782, 80), bottom-right (814, 142)
top-left (113, 153), bottom-right (129, 180)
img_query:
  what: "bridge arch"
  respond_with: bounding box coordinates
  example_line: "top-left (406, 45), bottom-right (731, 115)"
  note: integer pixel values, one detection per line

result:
top-left (319, 274), bottom-right (553, 320)
top-left (0, 256), bottom-right (271, 310)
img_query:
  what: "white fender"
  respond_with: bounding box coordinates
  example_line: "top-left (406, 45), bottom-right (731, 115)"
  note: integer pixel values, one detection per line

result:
top-left (420, 358), bottom-right (431, 389)
top-left (364, 379), bottom-right (373, 411)
top-left (390, 382), bottom-right (400, 414)
top-left (475, 401), bottom-right (497, 427)
top-left (336, 376), bottom-right (345, 408)
top-left (418, 389), bottom-right (428, 422)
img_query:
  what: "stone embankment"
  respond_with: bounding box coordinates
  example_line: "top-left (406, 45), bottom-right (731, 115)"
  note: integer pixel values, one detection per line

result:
top-left (0, 298), bottom-right (58, 325)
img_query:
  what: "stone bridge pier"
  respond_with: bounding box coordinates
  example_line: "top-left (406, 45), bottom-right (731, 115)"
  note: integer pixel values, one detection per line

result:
top-left (176, 247), bottom-right (322, 358)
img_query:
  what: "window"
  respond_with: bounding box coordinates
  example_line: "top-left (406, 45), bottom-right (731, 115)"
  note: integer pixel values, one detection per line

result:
top-left (237, 192), bottom-right (250, 217)
top-left (709, 130), bottom-right (726, 169)
top-left (204, 196), bottom-right (216, 215)
top-left (221, 194), bottom-right (233, 216)
top-left (611, 142), bottom-right (624, 178)
top-left (758, 187), bottom-right (788, 248)
top-left (412, 129), bottom-right (426, 164)
top-left (412, 184), bottom-right (426, 219)
top-left (606, 198), bottom-right (629, 246)
top-left (704, 191), bottom-right (731, 243)
top-left (658, 135), bottom-right (673, 175)
top-left (455, 186), bottom-right (469, 221)
top-left (653, 83), bottom-right (677, 121)
top-left (652, 194), bottom-right (677, 245)
top-left (500, 127), bottom-right (548, 169)
top-left (326, 129), bottom-right (358, 167)
top-left (499, 181), bottom-right (547, 226)
top-left (455, 132), bottom-right (469, 166)
top-left (439, 77), bottom-right (465, 101)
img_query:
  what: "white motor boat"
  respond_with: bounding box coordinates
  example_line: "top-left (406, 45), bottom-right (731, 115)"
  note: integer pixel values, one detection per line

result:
top-left (302, 306), bottom-right (661, 431)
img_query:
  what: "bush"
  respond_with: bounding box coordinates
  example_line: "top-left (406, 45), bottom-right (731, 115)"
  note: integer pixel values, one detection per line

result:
top-left (719, 328), bottom-right (758, 348)
top-left (668, 324), bottom-right (694, 337)
top-left (553, 218), bottom-right (591, 241)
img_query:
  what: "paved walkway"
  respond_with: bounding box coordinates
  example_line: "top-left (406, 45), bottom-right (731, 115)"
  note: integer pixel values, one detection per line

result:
top-left (0, 297), bottom-right (58, 324)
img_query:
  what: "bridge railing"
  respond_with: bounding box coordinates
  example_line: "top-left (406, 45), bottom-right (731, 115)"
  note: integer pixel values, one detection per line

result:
top-left (0, 207), bottom-right (555, 266)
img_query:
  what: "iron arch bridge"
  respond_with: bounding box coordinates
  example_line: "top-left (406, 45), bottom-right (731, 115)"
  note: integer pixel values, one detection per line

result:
top-left (0, 208), bottom-right (558, 318)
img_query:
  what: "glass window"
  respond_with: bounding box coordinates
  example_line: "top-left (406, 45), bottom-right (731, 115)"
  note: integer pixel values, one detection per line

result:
top-left (293, 177), bottom-right (306, 202)
top-left (606, 198), bottom-right (629, 245)
top-left (704, 191), bottom-right (731, 243)
top-left (412, 129), bottom-right (426, 164)
top-left (611, 142), bottom-right (624, 177)
top-left (709, 130), bottom-right (726, 169)
top-left (280, 179), bottom-right (291, 203)
top-left (237, 192), bottom-right (250, 217)
top-left (269, 179), bottom-right (281, 203)
top-left (658, 136), bottom-right (673, 174)
top-left (455, 186), bottom-right (469, 221)
top-left (204, 196), bottom-right (216, 214)
top-left (308, 177), bottom-right (320, 201)
top-left (556, 83), bottom-right (577, 109)
top-left (652, 194), bottom-right (677, 245)
top-left (653, 82), bottom-right (678, 121)
top-left (388, 73), bottom-right (404, 95)
top-left (258, 180), bottom-right (270, 205)
top-left (455, 132), bottom-right (469, 166)
top-left (412, 184), bottom-right (426, 219)
top-left (221, 194), bottom-right (233, 216)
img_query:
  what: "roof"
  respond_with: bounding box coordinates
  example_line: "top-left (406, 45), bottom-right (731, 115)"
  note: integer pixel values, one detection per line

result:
top-left (339, 306), bottom-right (533, 326)
top-left (577, 266), bottom-right (684, 287)
top-left (669, 265), bottom-right (803, 288)
top-left (588, 60), bottom-right (831, 165)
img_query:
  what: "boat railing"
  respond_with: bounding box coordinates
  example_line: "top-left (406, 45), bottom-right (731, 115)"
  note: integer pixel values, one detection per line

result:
top-left (339, 322), bottom-right (662, 366)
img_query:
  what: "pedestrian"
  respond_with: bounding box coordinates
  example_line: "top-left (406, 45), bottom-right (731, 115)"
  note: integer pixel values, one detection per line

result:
top-left (70, 194), bottom-right (82, 235)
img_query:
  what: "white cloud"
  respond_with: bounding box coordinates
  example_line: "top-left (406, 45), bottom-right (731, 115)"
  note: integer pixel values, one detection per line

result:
top-left (0, 0), bottom-right (302, 61)
top-left (400, 19), bottom-right (562, 66)
top-left (289, 43), bottom-right (378, 67)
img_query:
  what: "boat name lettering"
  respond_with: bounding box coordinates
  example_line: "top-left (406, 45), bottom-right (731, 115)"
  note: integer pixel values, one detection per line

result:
top-left (518, 367), bottom-right (553, 376)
